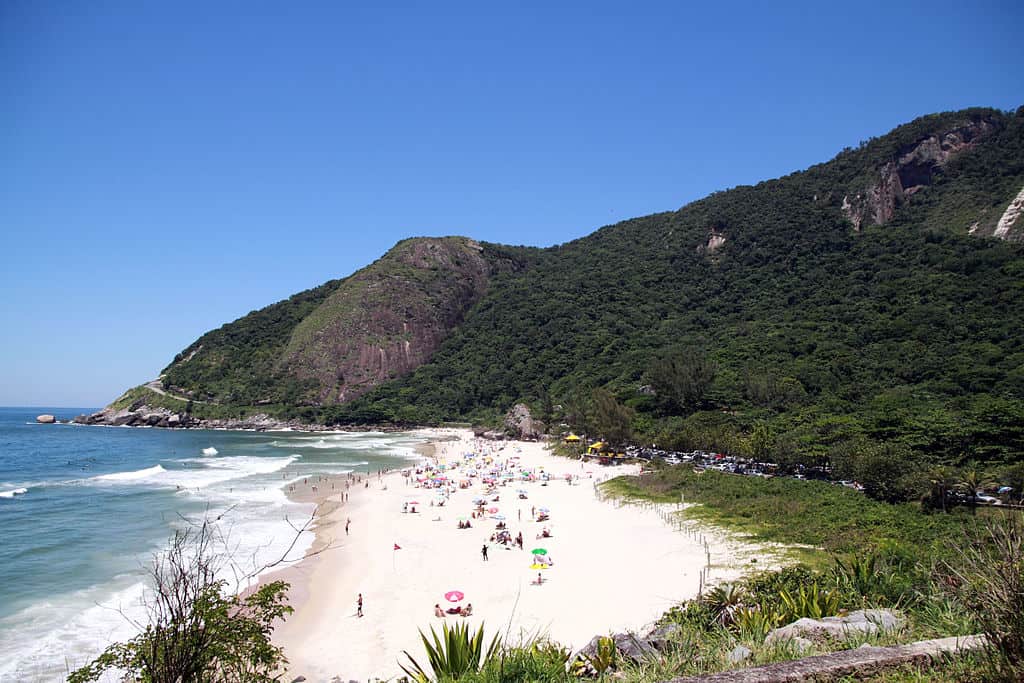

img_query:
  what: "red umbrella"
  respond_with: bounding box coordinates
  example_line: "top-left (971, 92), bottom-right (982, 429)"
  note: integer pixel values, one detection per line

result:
top-left (488, 507), bottom-right (499, 514)
top-left (445, 590), bottom-right (465, 602)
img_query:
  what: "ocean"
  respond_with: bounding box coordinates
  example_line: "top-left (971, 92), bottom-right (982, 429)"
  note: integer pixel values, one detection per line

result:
top-left (0, 406), bottom-right (425, 682)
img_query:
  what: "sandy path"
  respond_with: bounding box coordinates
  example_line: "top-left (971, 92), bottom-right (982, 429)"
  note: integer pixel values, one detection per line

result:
top-left (270, 430), bottom-right (775, 681)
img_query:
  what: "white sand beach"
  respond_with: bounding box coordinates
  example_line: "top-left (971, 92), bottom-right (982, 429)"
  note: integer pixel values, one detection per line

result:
top-left (269, 429), bottom-right (774, 681)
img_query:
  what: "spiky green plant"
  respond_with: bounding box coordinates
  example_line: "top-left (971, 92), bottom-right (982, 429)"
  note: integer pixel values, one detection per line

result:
top-left (581, 636), bottom-right (617, 674)
top-left (777, 582), bottom-right (841, 622)
top-left (400, 621), bottom-right (501, 681)
top-left (732, 604), bottom-right (783, 640)
top-left (703, 583), bottom-right (747, 626)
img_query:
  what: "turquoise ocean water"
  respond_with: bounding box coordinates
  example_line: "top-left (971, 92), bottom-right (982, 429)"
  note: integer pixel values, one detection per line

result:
top-left (0, 407), bottom-right (424, 681)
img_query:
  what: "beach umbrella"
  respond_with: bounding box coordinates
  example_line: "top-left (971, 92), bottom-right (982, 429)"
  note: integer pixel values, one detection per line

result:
top-left (488, 507), bottom-right (499, 513)
top-left (408, 500), bottom-right (420, 505)
top-left (530, 563), bottom-right (550, 570)
top-left (538, 506), bottom-right (550, 513)
top-left (492, 514), bottom-right (506, 521)
top-left (531, 548), bottom-right (548, 555)
top-left (445, 590), bottom-right (465, 603)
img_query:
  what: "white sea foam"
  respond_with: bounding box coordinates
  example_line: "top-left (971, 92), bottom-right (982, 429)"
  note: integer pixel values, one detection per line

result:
top-left (202, 446), bottom-right (219, 456)
top-left (89, 456), bottom-right (298, 491)
top-left (0, 487), bottom-right (28, 498)
top-left (0, 577), bottom-right (146, 681)
top-left (94, 464), bottom-right (166, 482)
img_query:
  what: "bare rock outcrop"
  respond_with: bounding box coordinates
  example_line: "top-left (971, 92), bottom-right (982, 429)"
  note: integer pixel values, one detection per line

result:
top-left (994, 185), bottom-right (1024, 240)
top-left (278, 237), bottom-right (504, 405)
top-left (842, 117), bottom-right (999, 230)
top-left (35, 414), bottom-right (56, 424)
top-left (765, 609), bottom-right (905, 645)
top-left (504, 403), bottom-right (544, 440)
top-left (72, 404), bottom-right (329, 431)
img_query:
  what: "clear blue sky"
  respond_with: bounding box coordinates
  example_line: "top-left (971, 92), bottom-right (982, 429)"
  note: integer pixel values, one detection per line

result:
top-left (2, 1), bottom-right (1021, 407)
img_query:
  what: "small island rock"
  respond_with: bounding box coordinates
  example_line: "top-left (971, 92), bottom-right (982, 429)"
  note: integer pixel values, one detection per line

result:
top-left (36, 414), bottom-right (56, 424)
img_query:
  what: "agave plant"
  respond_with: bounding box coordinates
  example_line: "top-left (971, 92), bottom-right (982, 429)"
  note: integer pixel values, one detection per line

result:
top-left (703, 583), bottom-right (747, 626)
top-left (400, 621), bottom-right (501, 682)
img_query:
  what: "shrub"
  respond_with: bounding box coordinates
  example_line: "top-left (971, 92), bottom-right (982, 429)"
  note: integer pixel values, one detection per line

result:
top-left (68, 519), bottom-right (292, 683)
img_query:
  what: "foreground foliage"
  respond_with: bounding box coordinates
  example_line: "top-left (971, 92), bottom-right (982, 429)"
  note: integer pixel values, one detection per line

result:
top-left (400, 621), bottom-right (502, 682)
top-left (69, 521), bottom-right (292, 683)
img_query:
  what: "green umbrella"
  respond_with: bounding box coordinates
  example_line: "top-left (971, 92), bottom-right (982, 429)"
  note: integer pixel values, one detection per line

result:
top-left (532, 548), bottom-right (548, 555)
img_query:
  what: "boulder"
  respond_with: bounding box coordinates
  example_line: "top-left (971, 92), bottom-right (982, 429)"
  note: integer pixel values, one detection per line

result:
top-left (728, 644), bottom-right (753, 663)
top-left (573, 632), bottom-right (657, 669)
top-left (35, 414), bottom-right (56, 424)
top-left (765, 609), bottom-right (905, 646)
top-left (644, 622), bottom-right (684, 651)
top-left (612, 632), bottom-right (658, 663)
top-left (504, 403), bottom-right (544, 440)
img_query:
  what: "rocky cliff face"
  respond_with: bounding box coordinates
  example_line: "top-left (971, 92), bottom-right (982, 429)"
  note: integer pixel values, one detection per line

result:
top-left (841, 116), bottom-right (1001, 230)
top-left (993, 186), bottom-right (1024, 241)
top-left (277, 237), bottom-right (502, 404)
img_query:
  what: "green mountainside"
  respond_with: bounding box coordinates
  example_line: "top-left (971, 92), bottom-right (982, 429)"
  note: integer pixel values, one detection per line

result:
top-left (114, 106), bottom-right (1024, 469)
top-left (159, 237), bottom-right (536, 409)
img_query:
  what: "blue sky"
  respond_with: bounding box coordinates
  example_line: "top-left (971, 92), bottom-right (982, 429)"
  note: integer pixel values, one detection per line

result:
top-left (2, 0), bottom-right (1022, 407)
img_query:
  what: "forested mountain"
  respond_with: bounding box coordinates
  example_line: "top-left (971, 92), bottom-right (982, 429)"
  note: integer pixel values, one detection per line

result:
top-left (109, 106), bottom-right (1024, 469)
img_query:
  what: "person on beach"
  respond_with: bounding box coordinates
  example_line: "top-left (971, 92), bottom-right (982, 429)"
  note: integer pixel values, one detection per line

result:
top-left (357, 593), bottom-right (363, 617)
top-left (481, 544), bottom-right (489, 561)
top-left (346, 518), bottom-right (351, 535)
top-left (434, 603), bottom-right (445, 618)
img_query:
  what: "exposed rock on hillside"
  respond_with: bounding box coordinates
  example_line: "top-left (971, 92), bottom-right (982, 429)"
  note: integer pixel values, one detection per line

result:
top-left (994, 186), bottom-right (1024, 241)
top-left (278, 237), bottom-right (502, 404)
top-left (157, 236), bottom-right (530, 409)
top-left (841, 116), bottom-right (1000, 230)
top-left (504, 403), bottom-right (544, 440)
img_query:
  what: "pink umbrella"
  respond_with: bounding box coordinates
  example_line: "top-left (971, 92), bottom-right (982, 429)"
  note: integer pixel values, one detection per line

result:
top-left (445, 590), bottom-right (465, 602)
top-left (488, 507), bottom-right (499, 514)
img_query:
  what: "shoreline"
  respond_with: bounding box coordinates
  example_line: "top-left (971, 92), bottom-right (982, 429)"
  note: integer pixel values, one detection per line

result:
top-left (265, 428), bottom-right (784, 681)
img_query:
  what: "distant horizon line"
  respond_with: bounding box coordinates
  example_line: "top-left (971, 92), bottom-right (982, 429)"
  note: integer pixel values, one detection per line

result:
top-left (0, 405), bottom-right (101, 410)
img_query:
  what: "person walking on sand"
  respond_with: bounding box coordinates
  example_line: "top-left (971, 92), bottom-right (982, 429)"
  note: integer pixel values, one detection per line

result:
top-left (346, 518), bottom-right (351, 535)
top-left (357, 593), bottom-right (363, 617)
top-left (481, 544), bottom-right (489, 561)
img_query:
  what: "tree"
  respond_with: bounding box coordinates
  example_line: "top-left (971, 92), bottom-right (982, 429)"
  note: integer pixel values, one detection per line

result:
top-left (924, 465), bottom-right (960, 513)
top-left (69, 518), bottom-right (295, 683)
top-left (647, 349), bottom-right (716, 414)
top-left (590, 388), bottom-right (634, 449)
top-left (957, 467), bottom-right (994, 515)
top-left (746, 422), bottom-right (776, 461)
top-left (831, 440), bottom-right (925, 504)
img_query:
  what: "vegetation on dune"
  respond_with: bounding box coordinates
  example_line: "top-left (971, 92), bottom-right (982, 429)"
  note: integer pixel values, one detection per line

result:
top-left (601, 466), bottom-right (977, 560)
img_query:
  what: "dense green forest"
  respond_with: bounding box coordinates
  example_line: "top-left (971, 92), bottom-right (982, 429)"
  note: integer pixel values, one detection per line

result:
top-left (332, 108), bottom-right (1024, 470)
top-left (128, 107), bottom-right (1024, 480)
